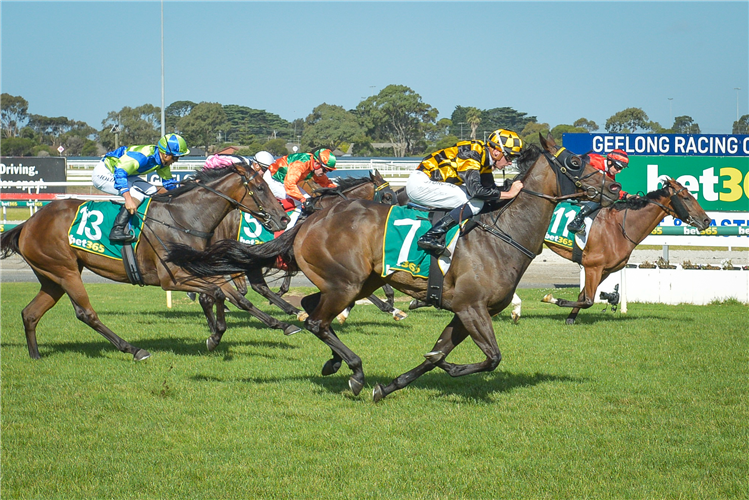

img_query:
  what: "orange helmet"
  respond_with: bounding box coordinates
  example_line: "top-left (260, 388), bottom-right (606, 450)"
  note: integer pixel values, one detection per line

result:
top-left (312, 148), bottom-right (337, 170)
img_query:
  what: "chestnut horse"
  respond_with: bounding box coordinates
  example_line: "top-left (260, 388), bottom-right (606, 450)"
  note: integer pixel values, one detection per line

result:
top-left (540, 177), bottom-right (711, 323)
top-left (166, 134), bottom-right (622, 400)
top-left (0, 164), bottom-right (289, 361)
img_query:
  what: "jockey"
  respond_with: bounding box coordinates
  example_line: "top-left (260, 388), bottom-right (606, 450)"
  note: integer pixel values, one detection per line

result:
top-left (264, 148), bottom-right (337, 213)
top-left (252, 150), bottom-right (275, 173)
top-left (92, 133), bottom-right (189, 243)
top-left (405, 128), bottom-right (525, 257)
top-left (566, 148), bottom-right (632, 234)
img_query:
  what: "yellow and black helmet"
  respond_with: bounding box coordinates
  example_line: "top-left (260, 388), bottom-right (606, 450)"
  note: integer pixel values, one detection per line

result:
top-left (487, 129), bottom-right (523, 159)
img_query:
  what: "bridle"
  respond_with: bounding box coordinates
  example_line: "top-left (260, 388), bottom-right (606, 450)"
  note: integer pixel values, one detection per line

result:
top-left (195, 166), bottom-right (275, 225)
top-left (619, 181), bottom-right (696, 244)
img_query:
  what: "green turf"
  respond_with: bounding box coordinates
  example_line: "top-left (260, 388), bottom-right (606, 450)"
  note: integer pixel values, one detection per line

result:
top-left (2, 283), bottom-right (747, 499)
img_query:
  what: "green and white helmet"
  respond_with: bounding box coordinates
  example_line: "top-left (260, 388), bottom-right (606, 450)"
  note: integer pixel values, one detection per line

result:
top-left (157, 134), bottom-right (190, 157)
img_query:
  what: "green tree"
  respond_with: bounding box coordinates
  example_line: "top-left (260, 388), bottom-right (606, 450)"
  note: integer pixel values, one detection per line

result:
top-left (165, 100), bottom-right (196, 133)
top-left (177, 102), bottom-right (229, 153)
top-left (733, 115), bottom-right (749, 134)
top-left (261, 138), bottom-right (289, 156)
top-left (100, 104), bottom-right (161, 150)
top-left (223, 105), bottom-right (292, 144)
top-left (1, 93), bottom-right (29, 138)
top-left (434, 134), bottom-right (460, 150)
top-left (301, 103), bottom-right (363, 151)
top-left (0, 137), bottom-right (36, 156)
top-left (573, 118), bottom-right (599, 132)
top-left (605, 107), bottom-right (650, 133)
top-left (519, 122), bottom-right (551, 147)
top-left (356, 84), bottom-right (437, 157)
top-left (466, 107), bottom-right (481, 140)
top-left (672, 115), bottom-right (700, 134)
top-left (451, 106), bottom-right (536, 140)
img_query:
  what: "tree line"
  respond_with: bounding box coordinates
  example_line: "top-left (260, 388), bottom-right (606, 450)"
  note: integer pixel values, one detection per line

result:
top-left (3, 85), bottom-right (748, 158)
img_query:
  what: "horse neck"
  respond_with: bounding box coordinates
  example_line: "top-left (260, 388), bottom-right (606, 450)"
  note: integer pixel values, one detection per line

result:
top-left (489, 158), bottom-right (560, 254)
top-left (317, 181), bottom-right (375, 209)
top-left (154, 177), bottom-right (242, 238)
top-left (614, 195), bottom-right (670, 245)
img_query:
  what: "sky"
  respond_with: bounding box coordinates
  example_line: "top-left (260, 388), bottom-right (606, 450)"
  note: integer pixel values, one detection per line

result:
top-left (2, 1), bottom-right (748, 136)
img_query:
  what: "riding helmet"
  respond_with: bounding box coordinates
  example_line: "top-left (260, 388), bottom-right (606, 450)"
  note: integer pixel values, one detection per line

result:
top-left (157, 134), bottom-right (190, 157)
top-left (487, 129), bottom-right (523, 158)
top-left (607, 149), bottom-right (629, 169)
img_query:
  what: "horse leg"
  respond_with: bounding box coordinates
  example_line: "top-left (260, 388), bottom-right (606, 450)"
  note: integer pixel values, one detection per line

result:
top-left (247, 268), bottom-right (307, 321)
top-left (232, 273), bottom-right (248, 296)
top-left (220, 283), bottom-right (301, 341)
top-left (20, 275), bottom-right (66, 359)
top-left (511, 293), bottom-right (521, 324)
top-left (198, 293), bottom-right (219, 335)
top-left (302, 291), bottom-right (366, 395)
top-left (408, 299), bottom-right (429, 310)
top-left (336, 304), bottom-right (353, 324)
top-left (367, 293), bottom-right (408, 321)
top-left (277, 274), bottom-right (292, 298)
top-left (302, 293), bottom-right (342, 375)
top-left (382, 284), bottom-right (395, 308)
top-left (373, 315), bottom-right (469, 402)
top-left (58, 273), bottom-right (150, 361)
top-left (541, 267), bottom-right (603, 324)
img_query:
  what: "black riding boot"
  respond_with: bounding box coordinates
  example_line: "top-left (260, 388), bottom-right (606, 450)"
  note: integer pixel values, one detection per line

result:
top-left (109, 205), bottom-right (136, 243)
top-left (417, 214), bottom-right (458, 257)
top-left (567, 205), bottom-right (596, 234)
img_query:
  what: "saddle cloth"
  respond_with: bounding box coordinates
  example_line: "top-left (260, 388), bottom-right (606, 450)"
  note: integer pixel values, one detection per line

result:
top-left (381, 205), bottom-right (462, 279)
top-left (237, 208), bottom-right (299, 245)
top-left (68, 200), bottom-right (151, 260)
top-left (544, 201), bottom-right (593, 252)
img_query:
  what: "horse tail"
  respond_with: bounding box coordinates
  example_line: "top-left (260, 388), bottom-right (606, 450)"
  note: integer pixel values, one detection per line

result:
top-left (0, 223), bottom-right (24, 259)
top-left (166, 223), bottom-right (302, 278)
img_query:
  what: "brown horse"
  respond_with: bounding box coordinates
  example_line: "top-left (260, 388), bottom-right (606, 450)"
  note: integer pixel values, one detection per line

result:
top-left (540, 177), bottom-right (711, 323)
top-left (0, 164), bottom-right (289, 361)
top-left (200, 171), bottom-right (402, 340)
top-left (166, 134), bottom-right (622, 400)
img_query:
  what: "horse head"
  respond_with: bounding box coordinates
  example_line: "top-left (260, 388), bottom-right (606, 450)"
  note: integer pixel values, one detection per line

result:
top-left (538, 133), bottom-right (621, 207)
top-left (232, 162), bottom-right (290, 232)
top-left (371, 169), bottom-right (396, 205)
top-left (660, 177), bottom-right (711, 230)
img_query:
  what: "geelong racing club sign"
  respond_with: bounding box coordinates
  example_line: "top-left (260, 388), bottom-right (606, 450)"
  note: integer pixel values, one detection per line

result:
top-left (562, 134), bottom-right (749, 213)
top-left (563, 133), bottom-right (749, 157)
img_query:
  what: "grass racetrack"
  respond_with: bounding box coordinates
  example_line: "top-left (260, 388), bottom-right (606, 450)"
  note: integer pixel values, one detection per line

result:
top-left (1, 282), bottom-right (747, 499)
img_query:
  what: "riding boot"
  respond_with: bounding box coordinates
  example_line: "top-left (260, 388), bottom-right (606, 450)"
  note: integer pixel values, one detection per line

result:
top-left (567, 205), bottom-right (596, 234)
top-left (109, 205), bottom-right (136, 243)
top-left (417, 214), bottom-right (458, 256)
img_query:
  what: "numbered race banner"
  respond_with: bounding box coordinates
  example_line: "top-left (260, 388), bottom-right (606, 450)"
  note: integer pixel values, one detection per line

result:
top-left (0, 156), bottom-right (67, 193)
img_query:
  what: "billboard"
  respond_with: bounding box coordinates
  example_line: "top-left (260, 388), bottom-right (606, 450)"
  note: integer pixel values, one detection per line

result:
top-left (562, 134), bottom-right (749, 213)
top-left (0, 156), bottom-right (67, 193)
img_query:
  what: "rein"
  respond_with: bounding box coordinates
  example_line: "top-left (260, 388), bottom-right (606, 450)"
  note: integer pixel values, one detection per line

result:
top-left (618, 184), bottom-right (693, 244)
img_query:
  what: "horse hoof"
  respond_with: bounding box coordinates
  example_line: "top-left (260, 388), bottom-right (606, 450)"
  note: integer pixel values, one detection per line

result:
top-left (186, 292), bottom-right (196, 301)
top-left (541, 294), bottom-right (554, 303)
top-left (349, 377), bottom-right (364, 396)
top-left (565, 318), bottom-right (576, 325)
top-left (372, 383), bottom-right (386, 403)
top-left (336, 312), bottom-right (348, 325)
top-left (206, 337), bottom-right (219, 351)
top-left (511, 312), bottom-right (520, 324)
top-left (284, 324), bottom-right (302, 336)
top-left (297, 311), bottom-right (309, 322)
top-left (408, 300), bottom-right (421, 311)
top-left (133, 349), bottom-right (151, 361)
top-left (392, 309), bottom-right (408, 321)
top-left (424, 350), bottom-right (445, 364)
top-left (321, 359), bottom-right (342, 376)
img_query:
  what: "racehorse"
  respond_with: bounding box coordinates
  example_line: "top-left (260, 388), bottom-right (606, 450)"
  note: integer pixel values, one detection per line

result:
top-left (0, 164), bottom-right (289, 361)
top-left (199, 171), bottom-right (405, 341)
top-left (540, 177), bottom-right (711, 323)
top-left (166, 134), bottom-right (622, 401)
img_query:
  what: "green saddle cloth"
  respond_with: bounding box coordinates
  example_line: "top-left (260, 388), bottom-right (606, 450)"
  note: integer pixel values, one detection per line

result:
top-left (236, 209), bottom-right (297, 245)
top-left (381, 206), bottom-right (461, 279)
top-left (68, 200), bottom-right (151, 260)
top-left (544, 202), bottom-right (582, 250)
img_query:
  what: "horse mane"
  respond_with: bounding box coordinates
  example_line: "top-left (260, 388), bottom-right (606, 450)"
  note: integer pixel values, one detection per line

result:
top-left (611, 185), bottom-right (671, 211)
top-left (311, 175), bottom-right (372, 197)
top-left (150, 165), bottom-right (240, 201)
top-left (513, 143), bottom-right (542, 180)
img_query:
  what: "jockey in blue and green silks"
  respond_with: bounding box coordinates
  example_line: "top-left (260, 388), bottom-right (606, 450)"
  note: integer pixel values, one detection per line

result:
top-left (92, 133), bottom-right (190, 242)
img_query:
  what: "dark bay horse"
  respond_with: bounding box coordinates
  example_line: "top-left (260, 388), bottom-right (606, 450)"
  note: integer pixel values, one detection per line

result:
top-left (199, 171), bottom-right (403, 342)
top-left (540, 177), bottom-right (711, 323)
top-left (0, 164), bottom-right (289, 361)
top-left (166, 134), bottom-right (622, 400)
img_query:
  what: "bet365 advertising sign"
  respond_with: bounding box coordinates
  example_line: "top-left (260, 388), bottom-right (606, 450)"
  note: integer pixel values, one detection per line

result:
top-left (562, 134), bottom-right (749, 212)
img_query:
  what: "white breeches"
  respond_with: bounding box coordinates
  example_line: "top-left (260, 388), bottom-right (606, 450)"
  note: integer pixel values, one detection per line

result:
top-left (405, 170), bottom-right (483, 214)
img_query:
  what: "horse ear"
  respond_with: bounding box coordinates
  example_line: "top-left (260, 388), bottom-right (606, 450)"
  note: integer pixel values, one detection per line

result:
top-left (538, 133), bottom-right (548, 149)
top-left (545, 133), bottom-right (556, 147)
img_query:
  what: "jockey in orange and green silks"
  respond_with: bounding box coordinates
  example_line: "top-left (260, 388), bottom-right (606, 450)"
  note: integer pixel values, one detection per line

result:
top-left (266, 149), bottom-right (337, 203)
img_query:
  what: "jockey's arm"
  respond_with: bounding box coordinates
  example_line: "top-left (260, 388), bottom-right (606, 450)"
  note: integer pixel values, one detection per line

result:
top-left (283, 168), bottom-right (308, 202)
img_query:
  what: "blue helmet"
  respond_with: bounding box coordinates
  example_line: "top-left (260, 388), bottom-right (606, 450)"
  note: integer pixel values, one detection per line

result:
top-left (157, 134), bottom-right (190, 157)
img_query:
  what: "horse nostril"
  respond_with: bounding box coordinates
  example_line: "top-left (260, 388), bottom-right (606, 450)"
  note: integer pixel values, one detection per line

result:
top-left (610, 183), bottom-right (622, 194)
